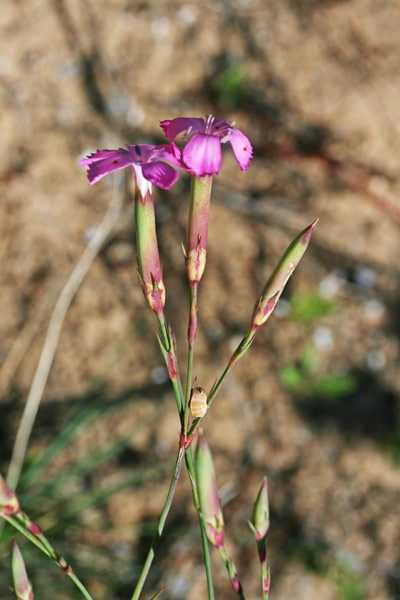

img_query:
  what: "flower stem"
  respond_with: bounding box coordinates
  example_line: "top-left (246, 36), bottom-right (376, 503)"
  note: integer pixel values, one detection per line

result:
top-left (155, 317), bottom-right (214, 597)
top-left (185, 449), bottom-right (215, 600)
top-left (156, 315), bottom-right (184, 419)
top-left (184, 175), bottom-right (212, 436)
top-left (187, 330), bottom-right (255, 438)
top-left (184, 283), bottom-right (198, 435)
top-left (218, 545), bottom-right (246, 600)
top-left (131, 447), bottom-right (186, 600)
top-left (259, 546), bottom-right (270, 600)
top-left (4, 513), bottom-right (94, 600)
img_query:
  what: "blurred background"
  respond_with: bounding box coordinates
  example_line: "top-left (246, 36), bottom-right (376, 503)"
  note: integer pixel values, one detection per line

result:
top-left (1, 0), bottom-right (399, 598)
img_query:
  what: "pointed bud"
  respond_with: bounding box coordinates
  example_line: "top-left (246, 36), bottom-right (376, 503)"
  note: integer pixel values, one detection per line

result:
top-left (250, 477), bottom-right (269, 542)
top-left (0, 474), bottom-right (20, 516)
top-left (251, 220), bottom-right (317, 331)
top-left (11, 540), bottom-right (34, 600)
top-left (195, 430), bottom-right (225, 549)
top-left (135, 189), bottom-right (166, 316)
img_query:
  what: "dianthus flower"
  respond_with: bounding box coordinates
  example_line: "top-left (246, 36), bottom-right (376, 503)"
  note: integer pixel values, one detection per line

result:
top-left (81, 143), bottom-right (182, 317)
top-left (160, 115), bottom-right (253, 177)
top-left (80, 143), bottom-right (182, 196)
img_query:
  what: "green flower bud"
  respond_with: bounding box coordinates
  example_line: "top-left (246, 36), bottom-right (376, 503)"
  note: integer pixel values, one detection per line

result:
top-left (251, 220), bottom-right (317, 331)
top-left (250, 477), bottom-right (269, 542)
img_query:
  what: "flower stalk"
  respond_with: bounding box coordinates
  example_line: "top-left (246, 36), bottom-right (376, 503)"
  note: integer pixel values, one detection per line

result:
top-left (131, 444), bottom-right (192, 600)
top-left (135, 188), bottom-right (166, 318)
top-left (195, 430), bottom-right (246, 599)
top-left (1, 475), bottom-right (93, 600)
top-left (187, 220), bottom-right (317, 439)
top-left (183, 175), bottom-right (213, 437)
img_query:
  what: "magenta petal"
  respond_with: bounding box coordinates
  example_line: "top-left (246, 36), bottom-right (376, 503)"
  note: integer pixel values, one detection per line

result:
top-left (227, 129), bottom-right (253, 172)
top-left (81, 149), bottom-right (132, 185)
top-left (141, 161), bottom-right (179, 189)
top-left (160, 118), bottom-right (205, 141)
top-left (153, 143), bottom-right (186, 169)
top-left (126, 144), bottom-right (157, 163)
top-left (183, 133), bottom-right (222, 176)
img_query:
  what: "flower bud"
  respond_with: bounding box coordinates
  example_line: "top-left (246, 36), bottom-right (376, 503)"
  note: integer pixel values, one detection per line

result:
top-left (250, 477), bottom-right (269, 542)
top-left (11, 540), bottom-right (34, 600)
top-left (0, 474), bottom-right (20, 516)
top-left (251, 220), bottom-right (317, 331)
top-left (195, 430), bottom-right (225, 548)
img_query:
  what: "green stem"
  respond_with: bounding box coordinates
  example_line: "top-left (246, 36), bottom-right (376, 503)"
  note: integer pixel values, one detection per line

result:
top-left (156, 315), bottom-right (169, 351)
top-left (257, 540), bottom-right (270, 600)
top-left (185, 450), bottom-right (215, 600)
top-left (184, 284), bottom-right (198, 436)
top-left (131, 447), bottom-right (186, 600)
top-left (67, 573), bottom-right (95, 600)
top-left (188, 330), bottom-right (255, 438)
top-left (218, 546), bottom-right (246, 600)
top-left (5, 515), bottom-right (51, 557)
top-left (155, 320), bottom-right (214, 598)
top-left (261, 561), bottom-right (270, 600)
top-left (4, 514), bottom-right (94, 600)
top-left (156, 315), bottom-right (184, 419)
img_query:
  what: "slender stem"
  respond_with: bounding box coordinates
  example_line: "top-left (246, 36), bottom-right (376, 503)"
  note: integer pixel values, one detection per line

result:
top-left (4, 515), bottom-right (51, 557)
top-left (155, 319), bottom-right (214, 598)
top-left (199, 514), bottom-right (214, 600)
top-left (188, 330), bottom-right (255, 438)
top-left (156, 315), bottom-right (184, 419)
top-left (257, 540), bottom-right (270, 600)
top-left (6, 175), bottom-right (125, 491)
top-left (131, 447), bottom-right (186, 600)
top-left (184, 284), bottom-right (198, 436)
top-left (156, 315), bottom-right (169, 351)
top-left (4, 514), bottom-right (94, 600)
top-left (67, 573), bottom-right (95, 600)
top-left (218, 546), bottom-right (246, 600)
top-left (185, 449), bottom-right (215, 600)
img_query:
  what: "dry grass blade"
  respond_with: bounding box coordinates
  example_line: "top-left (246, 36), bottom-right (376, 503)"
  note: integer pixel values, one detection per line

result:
top-left (6, 173), bottom-right (126, 490)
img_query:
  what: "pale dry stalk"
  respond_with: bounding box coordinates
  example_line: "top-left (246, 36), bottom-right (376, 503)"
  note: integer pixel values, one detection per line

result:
top-left (6, 172), bottom-right (125, 490)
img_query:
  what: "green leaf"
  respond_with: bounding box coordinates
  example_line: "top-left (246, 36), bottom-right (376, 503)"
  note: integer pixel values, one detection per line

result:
top-left (291, 290), bottom-right (339, 324)
top-left (300, 343), bottom-right (320, 375)
top-left (313, 374), bottom-right (358, 400)
top-left (211, 63), bottom-right (247, 110)
top-left (279, 365), bottom-right (306, 393)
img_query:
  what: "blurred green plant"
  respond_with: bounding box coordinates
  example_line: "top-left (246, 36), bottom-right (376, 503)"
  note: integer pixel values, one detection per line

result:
top-left (381, 427), bottom-right (400, 468)
top-left (287, 539), bottom-right (366, 600)
top-left (287, 539), bottom-right (330, 575)
top-left (0, 394), bottom-right (172, 599)
top-left (290, 289), bottom-right (339, 324)
top-left (279, 342), bottom-right (358, 401)
top-left (333, 563), bottom-right (366, 600)
top-left (209, 63), bottom-right (247, 110)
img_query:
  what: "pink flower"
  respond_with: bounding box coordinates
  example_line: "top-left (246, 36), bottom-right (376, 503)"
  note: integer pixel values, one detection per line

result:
top-left (81, 143), bottom-right (181, 197)
top-left (160, 115), bottom-right (253, 177)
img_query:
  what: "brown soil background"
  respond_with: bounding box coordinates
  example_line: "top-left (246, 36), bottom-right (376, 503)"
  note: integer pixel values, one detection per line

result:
top-left (1, 1), bottom-right (400, 599)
